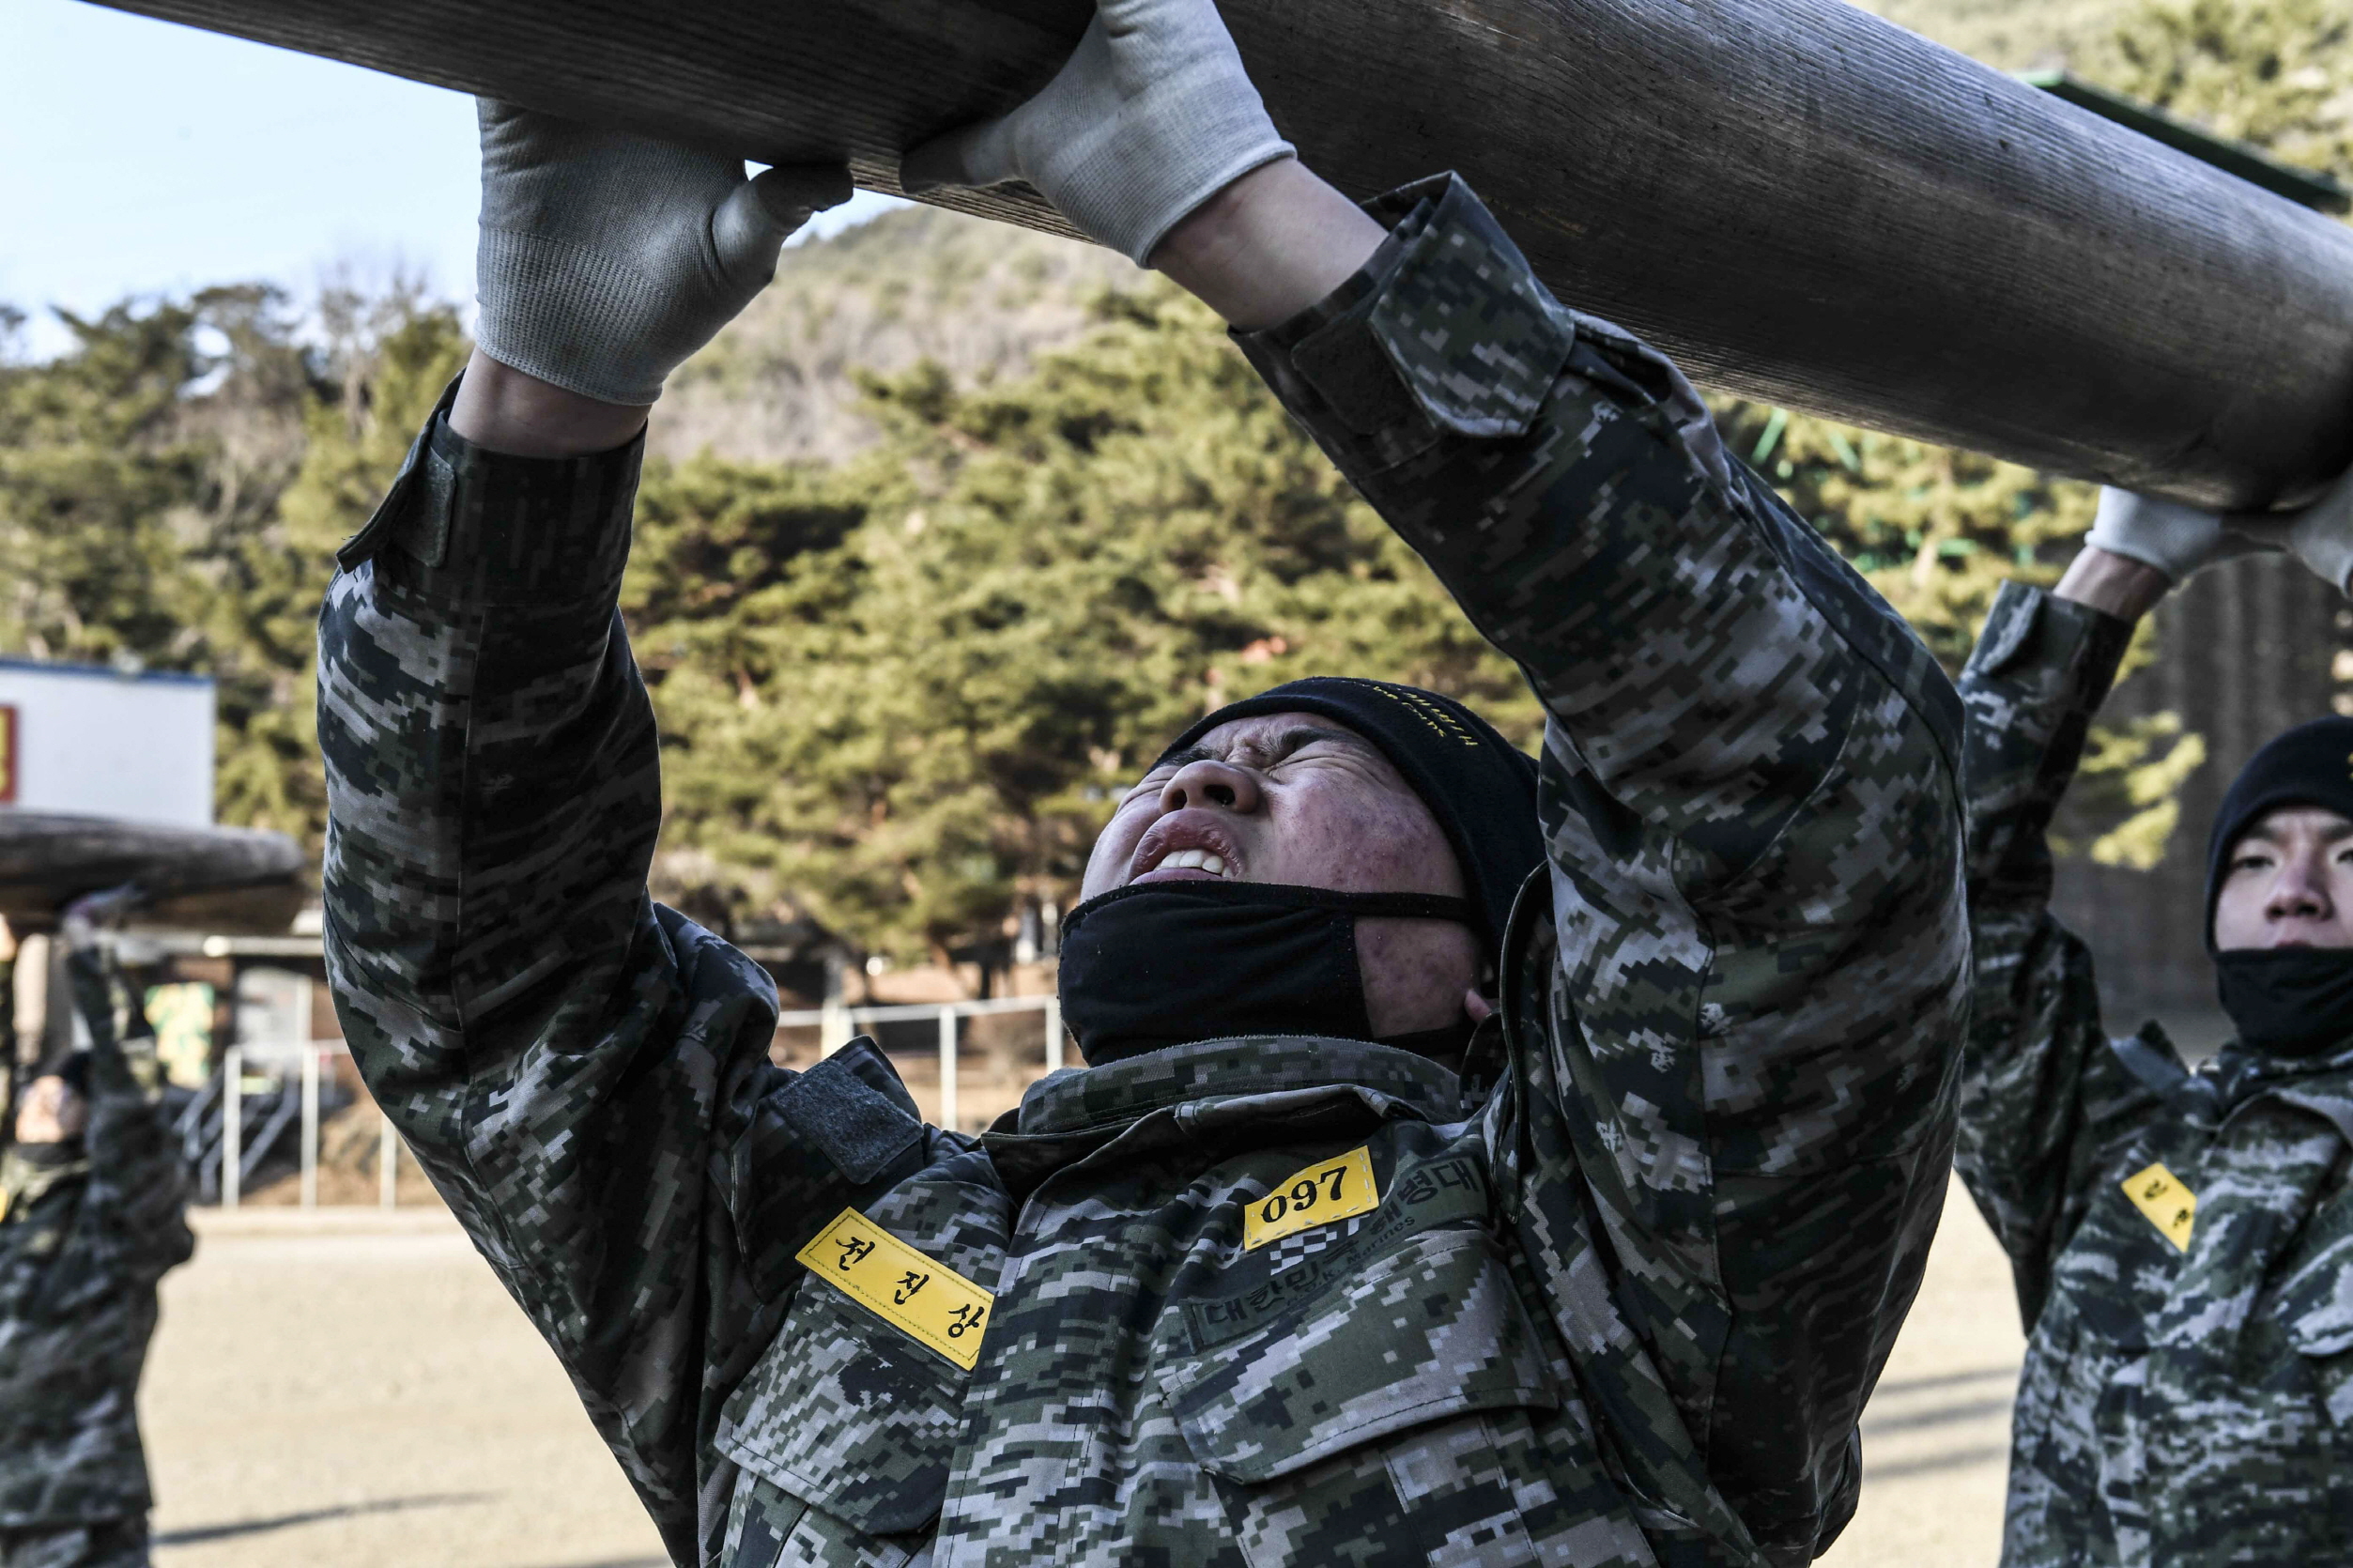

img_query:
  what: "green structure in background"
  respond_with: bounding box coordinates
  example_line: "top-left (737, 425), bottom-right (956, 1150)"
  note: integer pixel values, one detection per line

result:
top-left (2020, 69), bottom-right (2351, 211)
top-left (142, 984), bottom-right (213, 1092)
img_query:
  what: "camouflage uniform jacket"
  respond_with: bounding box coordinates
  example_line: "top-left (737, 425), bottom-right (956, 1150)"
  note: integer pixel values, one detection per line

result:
top-left (1957, 579), bottom-right (2353, 1567)
top-left (0, 948), bottom-right (196, 1527)
top-left (319, 174), bottom-right (1967, 1568)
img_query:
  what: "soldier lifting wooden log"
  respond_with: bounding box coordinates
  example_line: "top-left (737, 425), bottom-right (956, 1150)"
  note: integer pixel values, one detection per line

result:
top-left (0, 818), bottom-right (298, 1568)
top-left (284, 0), bottom-right (2353, 1562)
top-left (0, 889), bottom-right (196, 1568)
top-left (47, 0), bottom-right (2353, 1565)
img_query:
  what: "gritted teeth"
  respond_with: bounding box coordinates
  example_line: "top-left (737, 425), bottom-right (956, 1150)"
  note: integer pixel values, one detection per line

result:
top-left (1159, 849), bottom-right (1229, 876)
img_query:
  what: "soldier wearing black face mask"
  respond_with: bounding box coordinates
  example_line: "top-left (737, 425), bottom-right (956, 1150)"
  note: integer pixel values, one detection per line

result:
top-left (0, 904), bottom-right (195, 1568)
top-left (1956, 482), bottom-right (2353, 1568)
top-left (1055, 677), bottom-right (1542, 1069)
top-left (319, 2), bottom-right (1976, 1557)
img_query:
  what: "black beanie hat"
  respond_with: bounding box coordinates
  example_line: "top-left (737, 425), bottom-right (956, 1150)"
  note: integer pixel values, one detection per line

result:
top-left (2203, 715), bottom-right (2353, 948)
top-left (1160, 677), bottom-right (1543, 959)
top-left (30, 1052), bottom-right (90, 1099)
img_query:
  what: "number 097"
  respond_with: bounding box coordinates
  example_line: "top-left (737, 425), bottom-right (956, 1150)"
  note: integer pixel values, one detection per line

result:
top-left (1258, 1162), bottom-right (1350, 1225)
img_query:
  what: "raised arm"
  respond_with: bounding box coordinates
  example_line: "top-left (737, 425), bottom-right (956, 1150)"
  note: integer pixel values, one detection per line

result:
top-left (1954, 502), bottom-right (2259, 1327)
top-left (904, 4), bottom-right (1970, 1547)
top-left (317, 107), bottom-right (895, 1560)
top-left (58, 906), bottom-right (192, 1286)
top-left (1236, 180), bottom-right (1973, 1552)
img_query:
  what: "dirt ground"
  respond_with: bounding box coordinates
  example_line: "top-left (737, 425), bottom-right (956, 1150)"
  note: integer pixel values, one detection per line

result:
top-left (145, 1178), bottom-right (2023, 1568)
top-left (146, 1208), bottom-right (667, 1568)
top-left (1819, 1180), bottom-right (2026, 1567)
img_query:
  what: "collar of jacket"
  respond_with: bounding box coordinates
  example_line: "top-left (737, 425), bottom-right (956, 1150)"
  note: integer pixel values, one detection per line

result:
top-left (2184, 1038), bottom-right (2353, 1144)
top-left (981, 1035), bottom-right (1469, 1197)
top-left (998, 1034), bottom-right (1466, 1140)
top-left (0, 1147), bottom-right (90, 1223)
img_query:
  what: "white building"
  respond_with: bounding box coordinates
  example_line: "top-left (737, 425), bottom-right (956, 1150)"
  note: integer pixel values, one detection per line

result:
top-left (0, 656), bottom-right (216, 827)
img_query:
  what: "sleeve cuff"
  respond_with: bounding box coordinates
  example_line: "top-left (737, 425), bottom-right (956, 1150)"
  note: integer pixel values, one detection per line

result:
top-left (1961, 580), bottom-right (2137, 718)
top-left (1232, 173), bottom-right (1576, 443)
top-left (334, 373), bottom-right (645, 607)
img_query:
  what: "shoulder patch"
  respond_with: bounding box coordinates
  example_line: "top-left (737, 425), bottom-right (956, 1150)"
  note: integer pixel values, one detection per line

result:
top-left (777, 1042), bottom-right (925, 1183)
top-left (2122, 1161), bottom-right (2197, 1252)
top-left (1244, 1145), bottom-right (1382, 1251)
top-left (795, 1207), bottom-right (994, 1370)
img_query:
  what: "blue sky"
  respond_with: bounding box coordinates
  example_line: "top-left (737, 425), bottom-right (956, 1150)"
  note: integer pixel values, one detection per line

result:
top-left (0, 0), bottom-right (904, 358)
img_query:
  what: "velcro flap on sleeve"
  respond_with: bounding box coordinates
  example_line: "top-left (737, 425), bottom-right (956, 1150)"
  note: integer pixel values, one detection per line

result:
top-left (778, 1042), bottom-right (927, 1184)
top-left (733, 1040), bottom-right (929, 1300)
top-left (345, 374), bottom-right (646, 608)
top-left (1358, 176), bottom-right (1576, 440)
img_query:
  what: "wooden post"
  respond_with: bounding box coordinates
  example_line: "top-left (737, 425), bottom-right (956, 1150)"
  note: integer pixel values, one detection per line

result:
top-left (937, 1006), bottom-right (960, 1132)
top-left (222, 1045), bottom-right (242, 1210)
top-left (300, 1042), bottom-right (319, 1209)
top-left (85, 0), bottom-right (2353, 507)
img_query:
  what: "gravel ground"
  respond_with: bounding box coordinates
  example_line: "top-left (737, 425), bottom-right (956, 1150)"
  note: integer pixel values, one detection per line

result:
top-left (143, 1179), bottom-right (2022, 1567)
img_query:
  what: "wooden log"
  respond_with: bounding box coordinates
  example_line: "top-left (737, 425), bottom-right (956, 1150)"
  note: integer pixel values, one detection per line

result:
top-left (89, 0), bottom-right (2353, 508)
top-left (0, 813), bottom-right (303, 931)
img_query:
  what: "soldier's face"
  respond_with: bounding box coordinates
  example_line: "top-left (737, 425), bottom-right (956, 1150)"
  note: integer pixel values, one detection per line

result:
top-left (1081, 712), bottom-right (1484, 1035)
top-left (2213, 807), bottom-right (2353, 951)
top-left (13, 1076), bottom-right (86, 1145)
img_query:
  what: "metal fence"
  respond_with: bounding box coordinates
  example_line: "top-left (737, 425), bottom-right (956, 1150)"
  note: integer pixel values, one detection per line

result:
top-left (189, 995), bottom-right (1064, 1207)
top-left (776, 994), bottom-right (1063, 1131)
top-left (195, 1040), bottom-right (401, 1210)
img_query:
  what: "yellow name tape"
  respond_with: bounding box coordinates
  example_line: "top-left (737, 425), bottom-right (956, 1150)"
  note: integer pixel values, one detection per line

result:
top-left (2122, 1161), bottom-right (2197, 1253)
top-left (795, 1208), bottom-right (994, 1371)
top-left (1244, 1145), bottom-right (1381, 1251)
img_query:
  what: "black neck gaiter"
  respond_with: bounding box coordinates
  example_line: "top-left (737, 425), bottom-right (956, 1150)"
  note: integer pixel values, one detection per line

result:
top-left (1057, 881), bottom-right (1477, 1066)
top-left (2214, 947), bottom-right (2353, 1059)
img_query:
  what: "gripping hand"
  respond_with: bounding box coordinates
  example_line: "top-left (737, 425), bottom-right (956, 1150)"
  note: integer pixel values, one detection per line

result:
top-left (475, 101), bottom-right (853, 407)
top-left (2231, 468), bottom-right (2353, 595)
top-left (899, 0), bottom-right (1294, 264)
top-left (2084, 487), bottom-right (2271, 585)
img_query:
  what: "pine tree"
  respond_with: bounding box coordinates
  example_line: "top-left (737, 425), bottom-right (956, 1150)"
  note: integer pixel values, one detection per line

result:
top-left (631, 282), bottom-right (1538, 967)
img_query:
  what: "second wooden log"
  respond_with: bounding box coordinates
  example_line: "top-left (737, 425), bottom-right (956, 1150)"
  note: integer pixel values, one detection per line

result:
top-left (89, 0), bottom-right (2353, 506)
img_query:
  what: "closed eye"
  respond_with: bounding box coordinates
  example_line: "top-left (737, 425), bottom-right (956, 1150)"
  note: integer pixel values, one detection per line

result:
top-left (1262, 727), bottom-right (1368, 770)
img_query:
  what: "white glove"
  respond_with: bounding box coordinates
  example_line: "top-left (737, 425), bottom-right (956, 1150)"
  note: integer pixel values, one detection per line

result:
top-left (475, 101), bottom-right (853, 407)
top-left (2231, 466), bottom-right (2353, 595)
top-left (899, 0), bottom-right (1294, 264)
top-left (2084, 486), bottom-right (2271, 584)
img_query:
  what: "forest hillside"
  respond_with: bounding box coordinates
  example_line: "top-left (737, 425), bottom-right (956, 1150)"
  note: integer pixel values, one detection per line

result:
top-left (3, 0), bottom-right (2346, 985)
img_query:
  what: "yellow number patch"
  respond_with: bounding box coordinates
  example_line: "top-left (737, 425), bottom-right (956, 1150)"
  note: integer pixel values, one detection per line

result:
top-left (794, 1208), bottom-right (995, 1370)
top-left (2122, 1161), bottom-right (2197, 1253)
top-left (1243, 1145), bottom-right (1381, 1251)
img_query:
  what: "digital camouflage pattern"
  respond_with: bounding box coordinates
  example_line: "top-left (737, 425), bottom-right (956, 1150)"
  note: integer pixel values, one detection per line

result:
top-left (0, 1518), bottom-right (151, 1568)
top-left (1957, 579), bottom-right (2353, 1567)
top-left (319, 174), bottom-right (1969, 1568)
top-left (0, 945), bottom-right (194, 1542)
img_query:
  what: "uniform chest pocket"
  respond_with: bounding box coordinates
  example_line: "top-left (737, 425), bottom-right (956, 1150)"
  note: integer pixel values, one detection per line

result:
top-left (1163, 1221), bottom-right (1559, 1454)
top-left (715, 1265), bottom-right (971, 1539)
